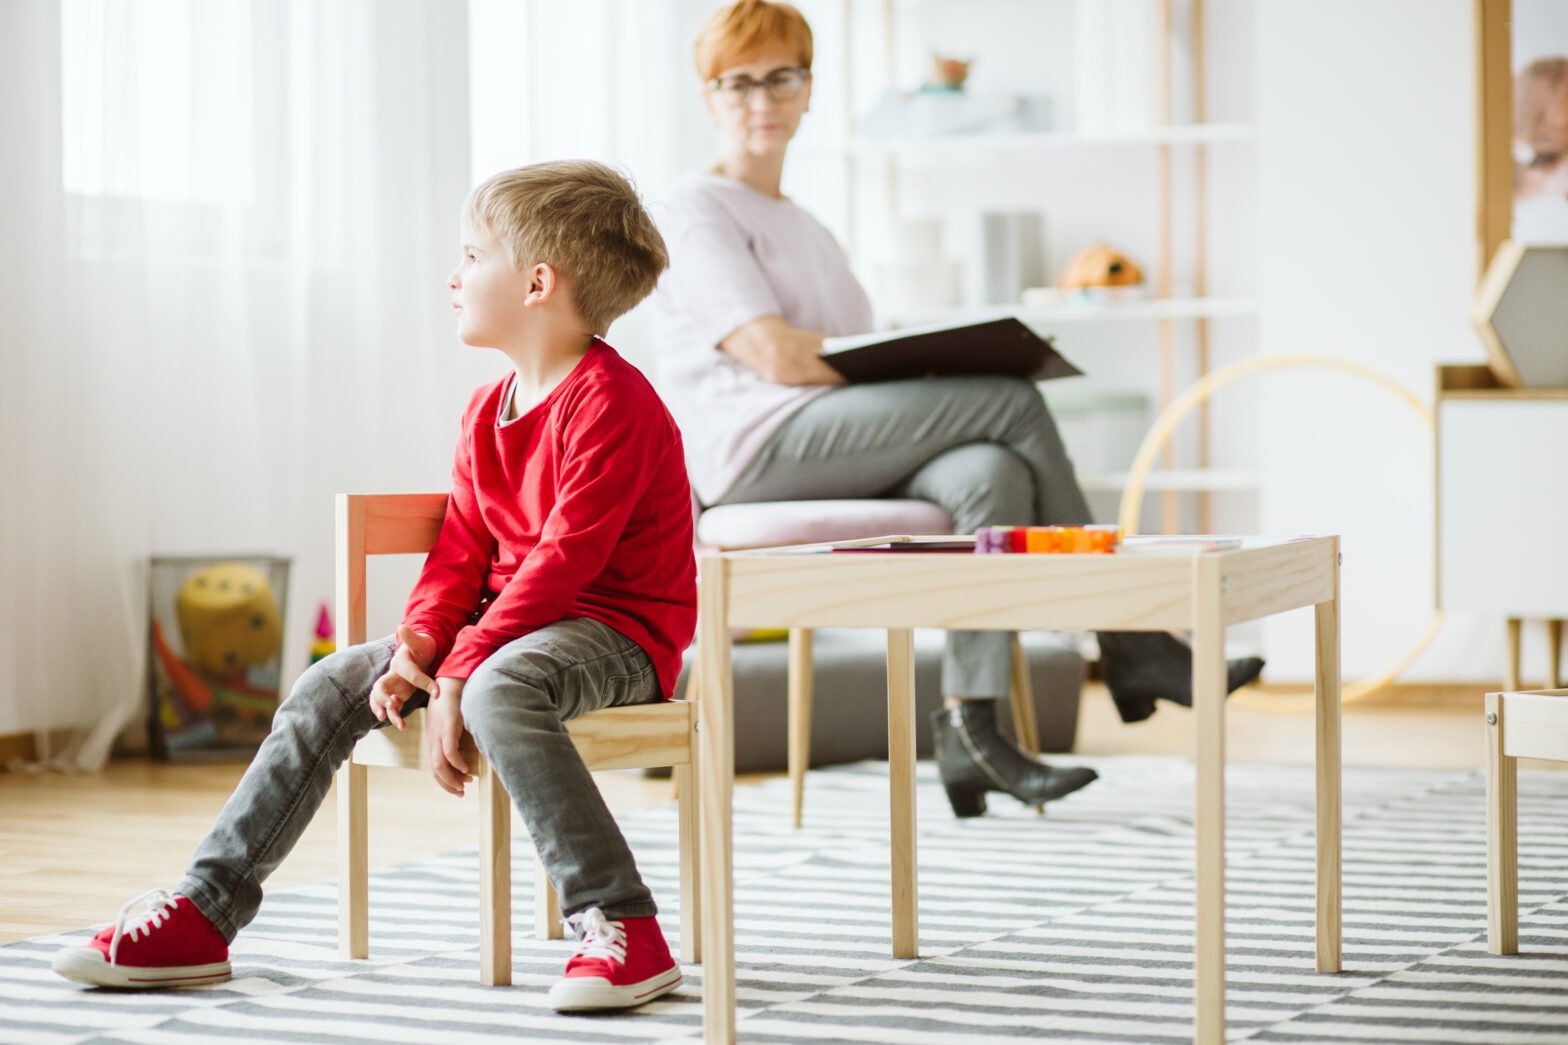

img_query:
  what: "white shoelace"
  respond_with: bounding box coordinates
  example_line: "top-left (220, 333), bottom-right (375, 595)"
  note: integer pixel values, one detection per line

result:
top-left (108, 889), bottom-right (178, 964)
top-left (568, 907), bottom-right (627, 965)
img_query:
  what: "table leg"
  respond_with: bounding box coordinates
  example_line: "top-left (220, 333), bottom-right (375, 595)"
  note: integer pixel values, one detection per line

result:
top-left (1192, 560), bottom-right (1227, 1045)
top-left (887, 627), bottom-right (919, 960)
top-left (788, 628), bottom-right (814, 829)
top-left (1486, 691), bottom-right (1520, 954)
top-left (698, 559), bottom-right (736, 1044)
top-left (1315, 546), bottom-right (1343, 973)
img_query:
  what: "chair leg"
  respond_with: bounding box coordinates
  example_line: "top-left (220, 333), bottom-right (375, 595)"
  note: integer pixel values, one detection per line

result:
top-left (674, 652), bottom-right (701, 803)
top-left (1487, 692), bottom-right (1520, 955)
top-left (787, 628), bottom-right (814, 829)
top-left (535, 852), bottom-right (563, 940)
top-left (1008, 633), bottom-right (1041, 758)
top-left (478, 762), bottom-right (512, 986)
top-left (683, 648), bottom-right (703, 702)
top-left (1506, 618), bottom-right (1522, 691)
top-left (676, 759), bottom-right (702, 964)
top-left (337, 762), bottom-right (369, 959)
top-left (1008, 635), bottom-right (1046, 816)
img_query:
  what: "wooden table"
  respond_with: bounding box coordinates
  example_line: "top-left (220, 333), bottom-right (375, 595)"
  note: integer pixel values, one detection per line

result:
top-left (698, 535), bottom-right (1343, 1044)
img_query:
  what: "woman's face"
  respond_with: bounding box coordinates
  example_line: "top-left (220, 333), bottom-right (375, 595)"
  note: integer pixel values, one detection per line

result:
top-left (703, 48), bottom-right (812, 157)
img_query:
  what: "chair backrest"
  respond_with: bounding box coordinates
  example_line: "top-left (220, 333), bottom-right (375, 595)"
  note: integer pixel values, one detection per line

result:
top-left (335, 493), bottom-right (449, 647)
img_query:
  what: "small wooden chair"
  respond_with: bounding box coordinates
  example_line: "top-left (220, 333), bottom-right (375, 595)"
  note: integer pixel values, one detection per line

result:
top-left (334, 493), bottom-right (701, 985)
top-left (1486, 686), bottom-right (1568, 954)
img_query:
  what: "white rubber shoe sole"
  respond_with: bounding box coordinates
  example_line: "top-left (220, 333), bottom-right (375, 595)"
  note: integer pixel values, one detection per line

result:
top-left (547, 964), bottom-right (683, 1011)
top-left (52, 946), bottom-right (232, 989)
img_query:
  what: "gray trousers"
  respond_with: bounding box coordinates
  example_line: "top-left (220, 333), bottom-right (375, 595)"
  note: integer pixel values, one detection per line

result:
top-left (179, 617), bottom-right (661, 942)
top-left (718, 375), bottom-right (1092, 700)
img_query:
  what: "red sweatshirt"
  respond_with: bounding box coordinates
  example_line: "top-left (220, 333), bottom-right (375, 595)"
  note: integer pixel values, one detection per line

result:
top-left (400, 339), bottom-right (696, 696)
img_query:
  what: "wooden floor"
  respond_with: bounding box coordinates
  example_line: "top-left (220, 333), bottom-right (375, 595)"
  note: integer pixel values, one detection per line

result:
top-left (1, 685), bottom-right (1550, 946)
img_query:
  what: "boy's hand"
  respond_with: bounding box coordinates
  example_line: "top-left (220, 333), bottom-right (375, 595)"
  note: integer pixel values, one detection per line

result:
top-left (425, 677), bottom-right (472, 797)
top-left (369, 626), bottom-right (440, 730)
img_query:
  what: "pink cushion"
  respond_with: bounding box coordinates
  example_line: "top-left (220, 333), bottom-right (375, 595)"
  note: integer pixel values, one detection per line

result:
top-left (696, 499), bottom-right (955, 551)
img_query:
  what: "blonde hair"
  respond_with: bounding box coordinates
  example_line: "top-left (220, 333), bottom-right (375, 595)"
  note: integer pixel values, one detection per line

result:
top-left (694, 0), bottom-right (813, 82)
top-left (464, 160), bottom-right (668, 335)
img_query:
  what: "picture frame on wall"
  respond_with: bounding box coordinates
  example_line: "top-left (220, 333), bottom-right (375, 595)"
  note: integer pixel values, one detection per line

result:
top-left (1476, 0), bottom-right (1568, 256)
top-left (1473, 0), bottom-right (1568, 388)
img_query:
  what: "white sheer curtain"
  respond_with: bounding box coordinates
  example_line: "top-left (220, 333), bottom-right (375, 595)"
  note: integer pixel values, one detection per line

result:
top-left (0, 0), bottom-right (487, 770)
top-left (467, 0), bottom-right (720, 377)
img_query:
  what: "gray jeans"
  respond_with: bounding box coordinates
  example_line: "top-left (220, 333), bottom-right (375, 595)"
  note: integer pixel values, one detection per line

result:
top-left (718, 375), bottom-right (1092, 700)
top-left (179, 617), bottom-right (661, 942)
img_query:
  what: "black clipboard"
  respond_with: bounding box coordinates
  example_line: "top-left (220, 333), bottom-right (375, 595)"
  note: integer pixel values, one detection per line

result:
top-left (820, 316), bottom-right (1081, 384)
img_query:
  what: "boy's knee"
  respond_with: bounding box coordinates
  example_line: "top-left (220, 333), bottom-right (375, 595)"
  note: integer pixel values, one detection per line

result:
top-left (459, 663), bottom-right (500, 729)
top-left (460, 655), bottom-right (559, 736)
top-left (278, 638), bottom-right (388, 720)
top-left (277, 659), bottom-right (350, 719)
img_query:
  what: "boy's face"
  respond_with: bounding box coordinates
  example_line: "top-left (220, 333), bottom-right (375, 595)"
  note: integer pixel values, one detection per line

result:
top-left (449, 219), bottom-right (534, 348)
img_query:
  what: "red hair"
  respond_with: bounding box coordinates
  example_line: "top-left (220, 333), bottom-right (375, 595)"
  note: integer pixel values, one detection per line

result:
top-left (693, 0), bottom-right (814, 82)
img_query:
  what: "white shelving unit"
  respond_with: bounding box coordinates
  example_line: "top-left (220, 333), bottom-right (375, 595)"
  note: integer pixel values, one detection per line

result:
top-left (886, 295), bottom-right (1257, 330)
top-left (839, 0), bottom-right (1255, 534)
top-left (1078, 468), bottom-right (1259, 494)
top-left (846, 122), bottom-right (1257, 160)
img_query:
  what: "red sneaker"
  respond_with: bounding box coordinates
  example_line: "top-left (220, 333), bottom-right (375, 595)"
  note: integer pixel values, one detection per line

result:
top-left (547, 908), bottom-right (682, 1011)
top-left (53, 890), bottom-right (231, 989)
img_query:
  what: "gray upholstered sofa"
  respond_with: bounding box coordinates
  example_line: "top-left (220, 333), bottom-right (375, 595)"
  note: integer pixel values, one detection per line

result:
top-left (672, 628), bottom-right (1085, 774)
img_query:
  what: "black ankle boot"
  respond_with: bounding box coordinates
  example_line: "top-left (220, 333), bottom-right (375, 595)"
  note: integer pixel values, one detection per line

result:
top-left (1095, 631), bottom-right (1267, 724)
top-left (930, 700), bottom-right (1098, 818)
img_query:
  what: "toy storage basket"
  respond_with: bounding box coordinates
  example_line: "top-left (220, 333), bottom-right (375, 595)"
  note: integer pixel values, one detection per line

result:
top-left (146, 554), bottom-right (291, 760)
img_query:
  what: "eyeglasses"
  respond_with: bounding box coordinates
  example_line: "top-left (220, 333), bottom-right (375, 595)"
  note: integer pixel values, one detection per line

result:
top-left (707, 67), bottom-right (810, 105)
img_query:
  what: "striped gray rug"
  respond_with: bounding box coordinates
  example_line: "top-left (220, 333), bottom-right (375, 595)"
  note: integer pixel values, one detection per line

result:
top-left (5, 756), bottom-right (1568, 1044)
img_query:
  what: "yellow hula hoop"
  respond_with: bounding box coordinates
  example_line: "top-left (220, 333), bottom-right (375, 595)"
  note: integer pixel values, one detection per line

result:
top-left (1115, 352), bottom-right (1443, 711)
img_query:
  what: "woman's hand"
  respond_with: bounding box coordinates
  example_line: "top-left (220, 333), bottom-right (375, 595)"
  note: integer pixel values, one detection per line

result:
top-left (425, 676), bottom-right (473, 797)
top-left (721, 315), bottom-right (847, 387)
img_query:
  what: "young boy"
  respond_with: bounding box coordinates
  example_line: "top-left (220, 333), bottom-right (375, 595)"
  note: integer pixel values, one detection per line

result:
top-left (53, 160), bottom-right (697, 1012)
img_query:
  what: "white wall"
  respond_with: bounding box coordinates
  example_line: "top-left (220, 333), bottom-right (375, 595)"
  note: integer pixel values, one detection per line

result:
top-left (1256, 0), bottom-right (1503, 683)
top-left (816, 0), bottom-right (1509, 685)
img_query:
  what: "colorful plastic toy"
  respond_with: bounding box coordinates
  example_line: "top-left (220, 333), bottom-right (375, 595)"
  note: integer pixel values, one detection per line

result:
top-left (310, 603), bottom-right (336, 664)
top-left (974, 525), bottom-right (1121, 554)
top-left (150, 618), bottom-right (213, 715)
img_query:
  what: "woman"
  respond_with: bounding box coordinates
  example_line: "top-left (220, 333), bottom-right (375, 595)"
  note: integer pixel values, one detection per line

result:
top-left (651, 0), bottom-right (1263, 818)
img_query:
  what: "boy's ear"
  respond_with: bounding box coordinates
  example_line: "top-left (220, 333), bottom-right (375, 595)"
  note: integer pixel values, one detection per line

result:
top-left (525, 262), bottom-right (555, 306)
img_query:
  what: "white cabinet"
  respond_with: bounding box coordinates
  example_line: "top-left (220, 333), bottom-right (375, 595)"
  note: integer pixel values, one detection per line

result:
top-left (1436, 365), bottom-right (1567, 687)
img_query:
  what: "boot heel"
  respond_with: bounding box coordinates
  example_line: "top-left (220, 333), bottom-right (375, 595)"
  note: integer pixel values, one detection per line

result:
top-left (943, 782), bottom-right (987, 819)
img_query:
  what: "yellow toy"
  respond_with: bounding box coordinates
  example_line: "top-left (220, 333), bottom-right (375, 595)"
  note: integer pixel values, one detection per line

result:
top-left (175, 562), bottom-right (283, 675)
